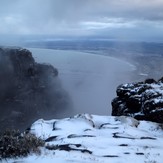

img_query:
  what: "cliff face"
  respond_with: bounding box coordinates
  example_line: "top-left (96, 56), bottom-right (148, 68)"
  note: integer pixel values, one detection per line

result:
top-left (112, 78), bottom-right (163, 123)
top-left (0, 47), bottom-right (71, 131)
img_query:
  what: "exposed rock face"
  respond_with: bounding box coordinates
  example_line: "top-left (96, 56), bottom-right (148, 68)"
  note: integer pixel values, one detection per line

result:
top-left (112, 78), bottom-right (163, 123)
top-left (0, 47), bottom-right (71, 131)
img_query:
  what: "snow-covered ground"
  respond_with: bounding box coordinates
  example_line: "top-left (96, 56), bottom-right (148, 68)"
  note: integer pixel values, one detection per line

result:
top-left (30, 48), bottom-right (135, 116)
top-left (4, 114), bottom-right (163, 163)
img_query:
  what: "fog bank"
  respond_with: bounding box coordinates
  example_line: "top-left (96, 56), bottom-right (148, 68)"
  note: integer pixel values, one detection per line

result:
top-left (30, 48), bottom-right (135, 116)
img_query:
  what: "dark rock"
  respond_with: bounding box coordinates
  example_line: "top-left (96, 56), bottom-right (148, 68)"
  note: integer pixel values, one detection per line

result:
top-left (144, 78), bottom-right (156, 84)
top-left (0, 46), bottom-right (71, 131)
top-left (45, 144), bottom-right (92, 154)
top-left (112, 78), bottom-right (163, 123)
top-left (135, 153), bottom-right (144, 155)
top-left (45, 136), bottom-right (58, 142)
top-left (103, 155), bottom-right (119, 158)
top-left (158, 77), bottom-right (163, 83)
top-left (140, 137), bottom-right (156, 140)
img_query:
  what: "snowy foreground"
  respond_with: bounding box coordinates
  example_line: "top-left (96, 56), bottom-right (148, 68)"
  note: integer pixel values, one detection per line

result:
top-left (5, 114), bottom-right (163, 163)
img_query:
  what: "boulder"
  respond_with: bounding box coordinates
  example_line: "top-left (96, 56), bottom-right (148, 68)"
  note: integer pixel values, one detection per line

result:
top-left (112, 78), bottom-right (163, 123)
top-left (0, 47), bottom-right (71, 131)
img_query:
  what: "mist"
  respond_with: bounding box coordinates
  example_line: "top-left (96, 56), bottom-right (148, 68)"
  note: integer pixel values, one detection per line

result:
top-left (0, 47), bottom-right (73, 131)
top-left (31, 48), bottom-right (136, 116)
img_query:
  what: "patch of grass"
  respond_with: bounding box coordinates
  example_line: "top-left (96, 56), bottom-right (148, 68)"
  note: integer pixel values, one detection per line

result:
top-left (0, 130), bottom-right (45, 159)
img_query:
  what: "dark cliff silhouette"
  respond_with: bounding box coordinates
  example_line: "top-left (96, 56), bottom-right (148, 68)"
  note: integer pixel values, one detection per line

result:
top-left (0, 47), bottom-right (72, 131)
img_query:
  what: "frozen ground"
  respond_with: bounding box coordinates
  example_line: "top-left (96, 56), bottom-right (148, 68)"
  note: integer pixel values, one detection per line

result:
top-left (4, 114), bottom-right (163, 163)
top-left (30, 48), bottom-right (135, 116)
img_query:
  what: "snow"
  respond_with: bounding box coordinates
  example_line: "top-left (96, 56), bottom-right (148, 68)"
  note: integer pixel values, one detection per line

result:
top-left (145, 83), bottom-right (163, 105)
top-left (4, 114), bottom-right (163, 163)
top-left (29, 48), bottom-right (135, 116)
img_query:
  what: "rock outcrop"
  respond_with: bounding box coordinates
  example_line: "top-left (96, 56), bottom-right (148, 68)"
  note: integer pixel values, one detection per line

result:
top-left (112, 78), bottom-right (163, 123)
top-left (0, 47), bottom-right (71, 131)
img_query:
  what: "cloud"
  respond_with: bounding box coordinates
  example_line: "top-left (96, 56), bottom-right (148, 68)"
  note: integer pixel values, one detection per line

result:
top-left (0, 0), bottom-right (163, 40)
top-left (80, 18), bottom-right (137, 30)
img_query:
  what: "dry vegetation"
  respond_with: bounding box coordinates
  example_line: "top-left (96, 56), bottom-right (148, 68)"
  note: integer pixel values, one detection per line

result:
top-left (0, 130), bottom-right (45, 159)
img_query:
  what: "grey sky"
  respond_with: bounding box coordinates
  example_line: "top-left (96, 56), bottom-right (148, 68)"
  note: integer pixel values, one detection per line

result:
top-left (0, 0), bottom-right (163, 41)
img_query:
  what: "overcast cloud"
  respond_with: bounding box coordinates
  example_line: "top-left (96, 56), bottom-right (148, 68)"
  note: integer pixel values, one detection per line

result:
top-left (0, 0), bottom-right (163, 41)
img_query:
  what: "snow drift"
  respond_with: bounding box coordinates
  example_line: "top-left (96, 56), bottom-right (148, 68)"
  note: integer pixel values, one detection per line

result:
top-left (4, 114), bottom-right (163, 163)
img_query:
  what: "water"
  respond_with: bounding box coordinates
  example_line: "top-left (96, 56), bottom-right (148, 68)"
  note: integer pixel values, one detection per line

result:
top-left (30, 48), bottom-right (136, 116)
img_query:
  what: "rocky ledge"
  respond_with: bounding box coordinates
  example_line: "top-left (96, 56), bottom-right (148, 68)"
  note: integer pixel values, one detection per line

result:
top-left (112, 78), bottom-right (163, 123)
top-left (0, 47), bottom-right (71, 131)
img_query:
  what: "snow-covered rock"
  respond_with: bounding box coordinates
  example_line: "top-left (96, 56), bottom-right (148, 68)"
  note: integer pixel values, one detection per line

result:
top-left (112, 78), bottom-right (163, 123)
top-left (4, 114), bottom-right (163, 163)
